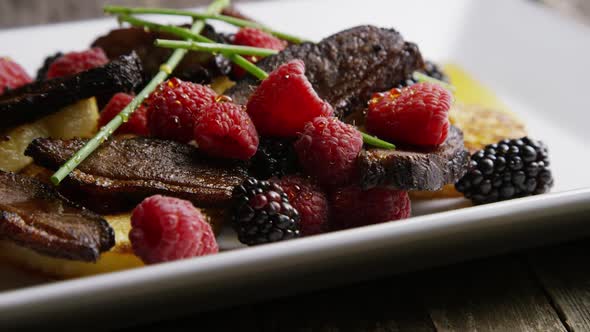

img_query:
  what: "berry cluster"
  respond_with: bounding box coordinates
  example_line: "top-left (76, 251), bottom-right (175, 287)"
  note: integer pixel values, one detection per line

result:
top-left (144, 77), bottom-right (259, 160)
top-left (456, 137), bottom-right (553, 204)
top-left (230, 59), bottom-right (414, 245)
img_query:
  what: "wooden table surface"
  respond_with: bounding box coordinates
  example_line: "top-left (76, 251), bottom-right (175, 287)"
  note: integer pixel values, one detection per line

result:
top-left (2, 1), bottom-right (590, 331)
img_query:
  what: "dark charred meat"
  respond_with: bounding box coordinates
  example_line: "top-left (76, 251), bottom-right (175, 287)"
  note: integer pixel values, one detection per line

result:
top-left (0, 53), bottom-right (142, 131)
top-left (358, 126), bottom-right (470, 191)
top-left (26, 137), bottom-right (248, 214)
top-left (226, 25), bottom-right (424, 119)
top-left (0, 171), bottom-right (114, 261)
top-left (92, 25), bottom-right (231, 84)
top-left (35, 52), bottom-right (63, 81)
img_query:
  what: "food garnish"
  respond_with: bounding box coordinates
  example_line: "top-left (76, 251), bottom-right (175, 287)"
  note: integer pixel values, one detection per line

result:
top-left (366, 82), bottom-right (452, 147)
top-left (146, 77), bottom-right (217, 143)
top-left (45, 47), bottom-right (109, 79)
top-left (0, 57), bottom-right (31, 95)
top-left (154, 39), bottom-right (280, 57)
top-left (231, 27), bottom-right (287, 78)
top-left (245, 59), bottom-right (335, 137)
top-left (98, 93), bottom-right (150, 136)
top-left (455, 137), bottom-right (553, 204)
top-left (294, 116), bottom-right (363, 187)
top-left (130, 195), bottom-right (218, 264)
top-left (103, 5), bottom-right (309, 44)
top-left (273, 175), bottom-right (330, 236)
top-left (50, 0), bottom-right (230, 185)
top-left (330, 185), bottom-right (411, 230)
top-left (193, 101), bottom-right (259, 160)
top-left (231, 177), bottom-right (300, 245)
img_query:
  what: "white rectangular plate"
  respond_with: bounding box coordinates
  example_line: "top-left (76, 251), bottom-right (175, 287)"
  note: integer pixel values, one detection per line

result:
top-left (1, 0), bottom-right (590, 328)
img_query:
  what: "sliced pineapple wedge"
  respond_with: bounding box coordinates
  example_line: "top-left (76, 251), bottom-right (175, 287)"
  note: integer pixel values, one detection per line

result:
top-left (0, 97), bottom-right (99, 172)
top-left (0, 214), bottom-right (143, 279)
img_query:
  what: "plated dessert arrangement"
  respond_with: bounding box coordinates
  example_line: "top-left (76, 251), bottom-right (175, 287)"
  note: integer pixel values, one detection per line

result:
top-left (0, 0), bottom-right (554, 278)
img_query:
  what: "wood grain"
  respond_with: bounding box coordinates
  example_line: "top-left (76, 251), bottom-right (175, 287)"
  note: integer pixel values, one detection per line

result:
top-left (528, 241), bottom-right (590, 332)
top-left (0, 0), bottom-right (253, 28)
top-left (119, 277), bottom-right (436, 332)
top-left (416, 256), bottom-right (567, 332)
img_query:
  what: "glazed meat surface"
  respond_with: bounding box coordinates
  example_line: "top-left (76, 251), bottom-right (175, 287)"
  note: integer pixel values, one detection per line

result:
top-left (0, 171), bottom-right (114, 261)
top-left (358, 126), bottom-right (470, 191)
top-left (0, 53), bottom-right (142, 131)
top-left (92, 25), bottom-right (231, 84)
top-left (226, 25), bottom-right (424, 118)
top-left (26, 137), bottom-right (248, 214)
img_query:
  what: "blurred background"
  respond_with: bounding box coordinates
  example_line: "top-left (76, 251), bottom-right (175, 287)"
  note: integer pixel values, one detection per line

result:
top-left (0, 0), bottom-right (589, 29)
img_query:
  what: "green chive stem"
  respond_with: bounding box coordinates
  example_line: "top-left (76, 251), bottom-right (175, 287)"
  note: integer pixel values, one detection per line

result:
top-left (413, 71), bottom-right (455, 91)
top-left (117, 14), bottom-right (268, 80)
top-left (50, 0), bottom-right (230, 185)
top-left (104, 5), bottom-right (310, 44)
top-left (155, 39), bottom-right (279, 56)
top-left (361, 132), bottom-right (396, 150)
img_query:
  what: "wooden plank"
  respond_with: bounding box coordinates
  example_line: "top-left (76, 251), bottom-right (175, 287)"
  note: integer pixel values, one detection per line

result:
top-left (0, 0), bottom-right (246, 28)
top-left (416, 255), bottom-right (567, 332)
top-left (255, 278), bottom-right (435, 332)
top-left (118, 276), bottom-right (435, 332)
top-left (527, 240), bottom-right (590, 332)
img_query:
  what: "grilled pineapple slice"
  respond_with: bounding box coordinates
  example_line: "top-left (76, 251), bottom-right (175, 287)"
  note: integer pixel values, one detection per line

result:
top-left (0, 208), bottom-right (225, 278)
top-left (0, 97), bottom-right (99, 172)
top-left (411, 64), bottom-right (527, 199)
top-left (0, 214), bottom-right (143, 279)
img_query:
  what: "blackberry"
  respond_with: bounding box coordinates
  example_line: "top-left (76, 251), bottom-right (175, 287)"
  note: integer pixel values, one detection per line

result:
top-left (249, 137), bottom-right (299, 179)
top-left (231, 177), bottom-right (300, 245)
top-left (398, 60), bottom-right (450, 88)
top-left (456, 137), bottom-right (553, 204)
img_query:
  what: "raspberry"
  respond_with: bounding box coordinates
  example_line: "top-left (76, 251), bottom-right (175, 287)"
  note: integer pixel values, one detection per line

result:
top-left (274, 175), bottom-right (329, 236)
top-left (130, 195), bottom-right (218, 264)
top-left (231, 177), bottom-right (300, 245)
top-left (246, 60), bottom-right (334, 137)
top-left (98, 93), bottom-right (150, 136)
top-left (0, 57), bottom-right (32, 95)
top-left (330, 186), bottom-right (411, 230)
top-left (366, 82), bottom-right (452, 146)
top-left (232, 27), bottom-right (287, 79)
top-left (193, 100), bottom-right (259, 160)
top-left (146, 78), bottom-right (217, 143)
top-left (46, 47), bottom-right (109, 79)
top-left (294, 117), bottom-right (363, 187)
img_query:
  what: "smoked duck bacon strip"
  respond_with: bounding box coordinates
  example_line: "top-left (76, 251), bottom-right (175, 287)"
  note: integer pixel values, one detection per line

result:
top-left (226, 25), bottom-right (424, 119)
top-left (0, 53), bottom-right (143, 131)
top-left (26, 137), bottom-right (248, 214)
top-left (0, 171), bottom-right (114, 261)
top-left (358, 126), bottom-right (470, 191)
